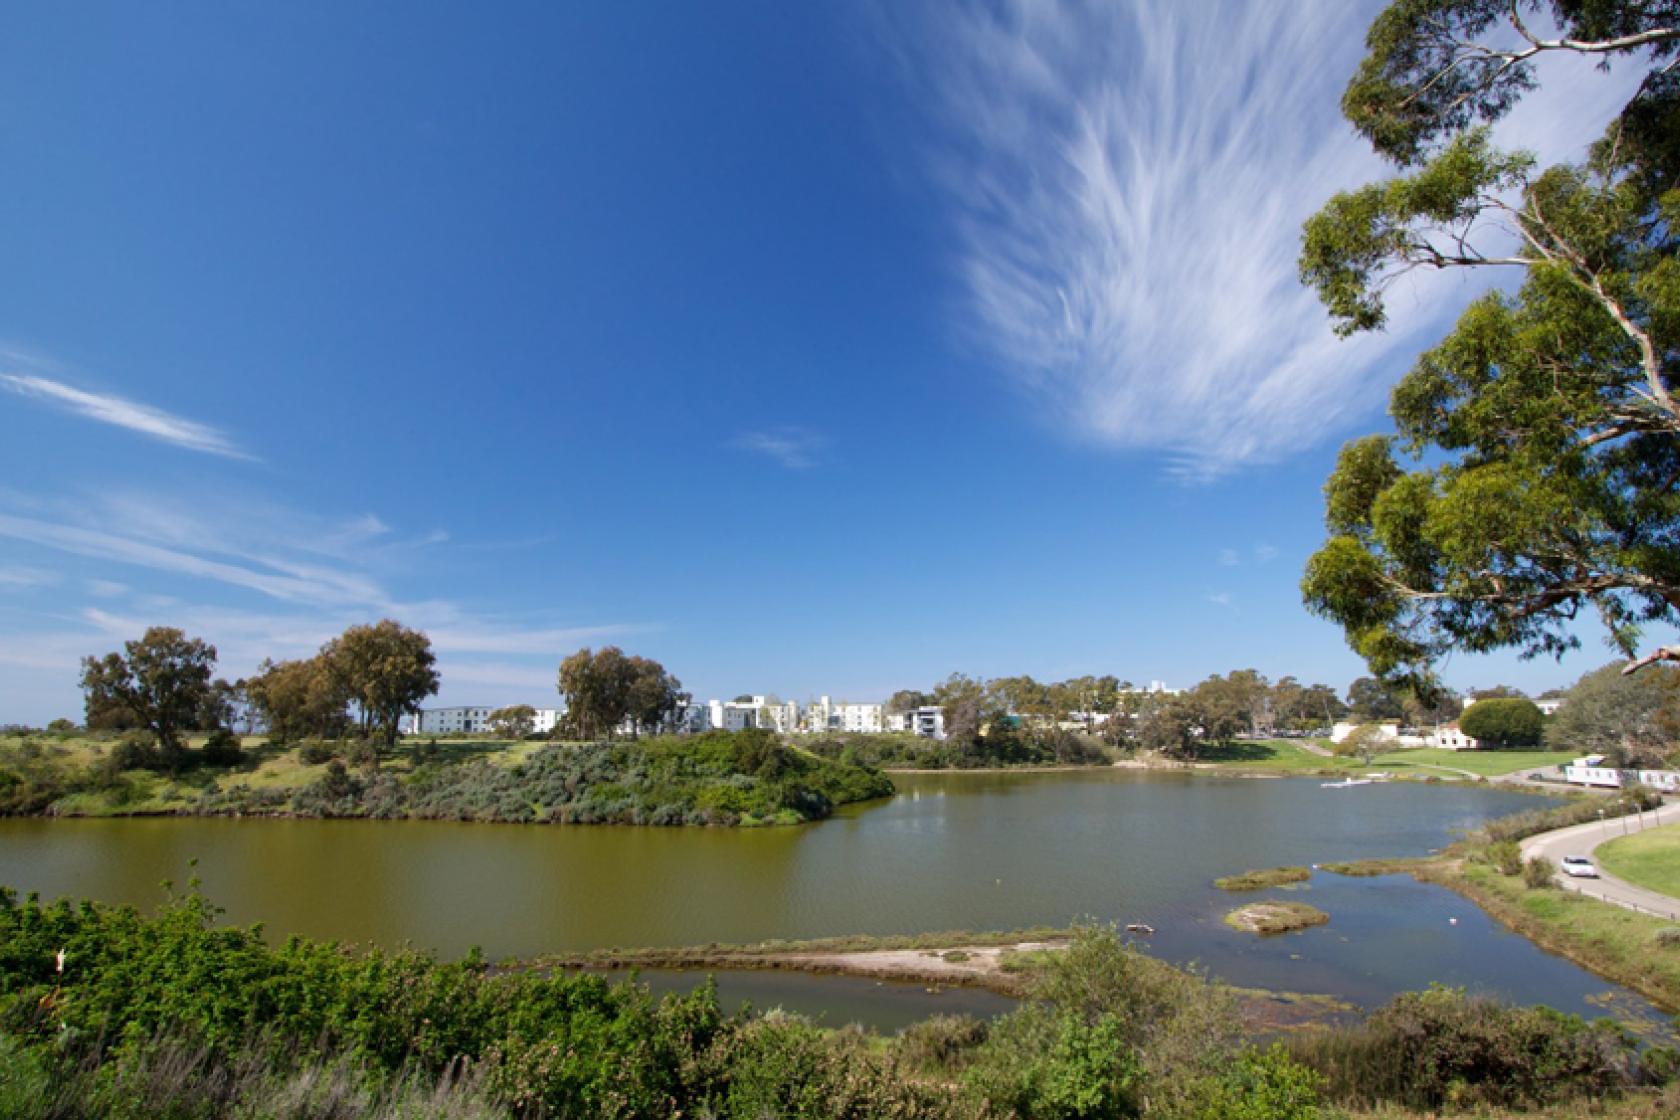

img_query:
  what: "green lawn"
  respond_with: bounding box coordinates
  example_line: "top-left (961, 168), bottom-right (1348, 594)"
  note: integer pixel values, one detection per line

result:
top-left (1370, 748), bottom-right (1575, 777)
top-left (1195, 739), bottom-right (1360, 771)
top-left (1597, 822), bottom-right (1680, 900)
top-left (1194, 740), bottom-right (1577, 780)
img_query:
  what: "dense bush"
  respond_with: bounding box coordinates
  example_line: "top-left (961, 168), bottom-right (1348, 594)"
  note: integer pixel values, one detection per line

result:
top-left (1285, 986), bottom-right (1660, 1111)
top-left (296, 739), bottom-right (336, 765)
top-left (107, 731), bottom-right (162, 772)
top-left (0, 887), bottom-right (953, 1119)
top-left (1523, 856), bottom-right (1557, 889)
top-left (198, 729), bottom-right (245, 768)
top-left (1485, 839), bottom-right (1522, 876)
top-left (1478, 788), bottom-right (1661, 845)
top-left (199, 731), bottom-right (894, 826)
top-left (1460, 697), bottom-right (1546, 748)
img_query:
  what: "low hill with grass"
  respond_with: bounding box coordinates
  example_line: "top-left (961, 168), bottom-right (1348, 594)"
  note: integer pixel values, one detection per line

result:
top-left (0, 729), bottom-right (893, 826)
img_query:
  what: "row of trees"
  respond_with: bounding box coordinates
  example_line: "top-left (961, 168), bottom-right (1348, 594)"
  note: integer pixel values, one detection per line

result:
top-left (81, 620), bottom-right (440, 770)
top-left (892, 670), bottom-right (1352, 743)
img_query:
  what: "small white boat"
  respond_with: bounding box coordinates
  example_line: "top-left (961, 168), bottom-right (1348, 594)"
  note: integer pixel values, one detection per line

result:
top-left (1125, 923), bottom-right (1155, 936)
top-left (1321, 777), bottom-right (1375, 789)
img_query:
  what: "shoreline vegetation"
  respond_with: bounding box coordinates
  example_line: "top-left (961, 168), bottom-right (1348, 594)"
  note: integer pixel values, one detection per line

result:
top-left (1318, 789), bottom-right (1680, 1014)
top-left (0, 729), bottom-right (893, 826)
top-left (1215, 866), bottom-right (1313, 891)
top-left (0, 727), bottom-right (1584, 828)
top-left (1223, 902), bottom-right (1331, 936)
top-left (3, 887), bottom-right (1674, 1120)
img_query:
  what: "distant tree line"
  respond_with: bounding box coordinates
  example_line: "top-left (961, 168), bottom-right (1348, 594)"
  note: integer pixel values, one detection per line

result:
top-left (78, 620), bottom-right (440, 774)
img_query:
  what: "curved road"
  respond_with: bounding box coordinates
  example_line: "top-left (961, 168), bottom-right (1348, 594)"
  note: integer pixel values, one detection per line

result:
top-left (1520, 800), bottom-right (1680, 920)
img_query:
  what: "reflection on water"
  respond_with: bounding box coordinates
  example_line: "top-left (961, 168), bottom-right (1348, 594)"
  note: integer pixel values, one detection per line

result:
top-left (0, 770), bottom-right (1666, 1026)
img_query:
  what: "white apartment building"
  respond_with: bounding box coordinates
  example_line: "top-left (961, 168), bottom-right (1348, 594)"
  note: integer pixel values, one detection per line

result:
top-left (803, 696), bottom-right (884, 734)
top-left (706, 696), bottom-right (800, 733)
top-left (405, 706), bottom-right (563, 736)
top-left (888, 705), bottom-right (946, 739)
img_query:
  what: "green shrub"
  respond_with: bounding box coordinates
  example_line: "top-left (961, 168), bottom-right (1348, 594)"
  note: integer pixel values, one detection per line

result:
top-left (1487, 840), bottom-right (1522, 876)
top-left (894, 1014), bottom-right (990, 1072)
top-left (199, 730), bottom-right (244, 768)
top-left (1655, 927), bottom-right (1680, 949)
top-left (1173, 1044), bottom-right (1328, 1120)
top-left (1285, 986), bottom-right (1647, 1110)
top-left (296, 740), bottom-right (336, 765)
top-left (344, 739), bottom-right (380, 771)
top-left (108, 732), bottom-right (161, 773)
top-left (1523, 856), bottom-right (1556, 889)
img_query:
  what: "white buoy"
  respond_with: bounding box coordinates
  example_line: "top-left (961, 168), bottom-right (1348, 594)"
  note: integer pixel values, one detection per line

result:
top-left (1449, 917), bottom-right (1458, 925)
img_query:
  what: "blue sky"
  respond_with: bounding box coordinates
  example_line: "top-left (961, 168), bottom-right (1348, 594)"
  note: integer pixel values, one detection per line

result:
top-left (0, 1), bottom-right (1668, 724)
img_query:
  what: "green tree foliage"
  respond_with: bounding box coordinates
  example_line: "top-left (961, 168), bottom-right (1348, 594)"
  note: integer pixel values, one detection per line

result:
top-left (1331, 723), bottom-right (1389, 766)
top-left (1299, 1), bottom-right (1680, 688)
top-left (78, 627), bottom-right (221, 767)
top-left (1544, 661), bottom-right (1680, 766)
top-left (885, 689), bottom-right (933, 715)
top-left (931, 673), bottom-right (998, 747)
top-left (1459, 696), bottom-right (1546, 747)
top-left (1269, 677), bottom-right (1347, 731)
top-left (1135, 693), bottom-right (1202, 759)
top-left (625, 657), bottom-right (686, 738)
top-left (323, 620), bottom-right (440, 751)
top-left (242, 655), bottom-right (351, 742)
top-left (487, 704), bottom-right (537, 738)
top-left (1346, 677), bottom-right (1404, 720)
top-left (558, 647), bottom-right (683, 740)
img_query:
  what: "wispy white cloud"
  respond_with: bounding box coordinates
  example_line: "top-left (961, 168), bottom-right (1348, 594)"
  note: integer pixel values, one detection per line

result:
top-left (86, 579), bottom-right (128, 598)
top-left (1254, 543), bottom-right (1279, 564)
top-left (733, 428), bottom-right (823, 470)
top-left (0, 566), bottom-right (61, 590)
top-left (1217, 549), bottom-right (1240, 567)
top-left (0, 372), bottom-right (254, 460)
top-left (891, 0), bottom-right (1642, 479)
top-left (0, 511), bottom-right (386, 609)
top-left (1206, 592), bottom-right (1233, 609)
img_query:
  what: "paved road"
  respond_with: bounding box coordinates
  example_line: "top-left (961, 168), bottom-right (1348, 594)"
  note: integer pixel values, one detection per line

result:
top-left (1520, 800), bottom-right (1680, 920)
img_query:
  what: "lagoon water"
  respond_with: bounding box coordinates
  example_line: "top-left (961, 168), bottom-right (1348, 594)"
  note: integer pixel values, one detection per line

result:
top-left (0, 771), bottom-right (1666, 1029)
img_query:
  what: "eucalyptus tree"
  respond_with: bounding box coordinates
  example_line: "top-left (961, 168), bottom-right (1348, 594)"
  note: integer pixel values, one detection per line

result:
top-left (488, 704), bottom-right (536, 738)
top-left (1544, 661), bottom-right (1680, 766)
top-left (322, 620), bottom-right (440, 751)
top-left (80, 627), bottom-right (220, 767)
top-left (244, 656), bottom-right (351, 742)
top-left (1299, 1), bottom-right (1680, 689)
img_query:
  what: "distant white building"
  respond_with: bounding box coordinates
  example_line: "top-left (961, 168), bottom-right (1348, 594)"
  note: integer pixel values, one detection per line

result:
top-left (1330, 720), bottom-right (1401, 745)
top-left (803, 696), bottom-right (884, 734)
top-left (706, 696), bottom-right (799, 733)
top-left (1536, 697), bottom-right (1565, 716)
top-left (405, 706), bottom-right (563, 736)
top-left (888, 705), bottom-right (946, 739)
top-left (1426, 723), bottom-right (1479, 750)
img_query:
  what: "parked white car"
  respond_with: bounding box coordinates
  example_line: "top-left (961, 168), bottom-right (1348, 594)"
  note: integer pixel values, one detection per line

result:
top-left (1560, 856), bottom-right (1599, 878)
